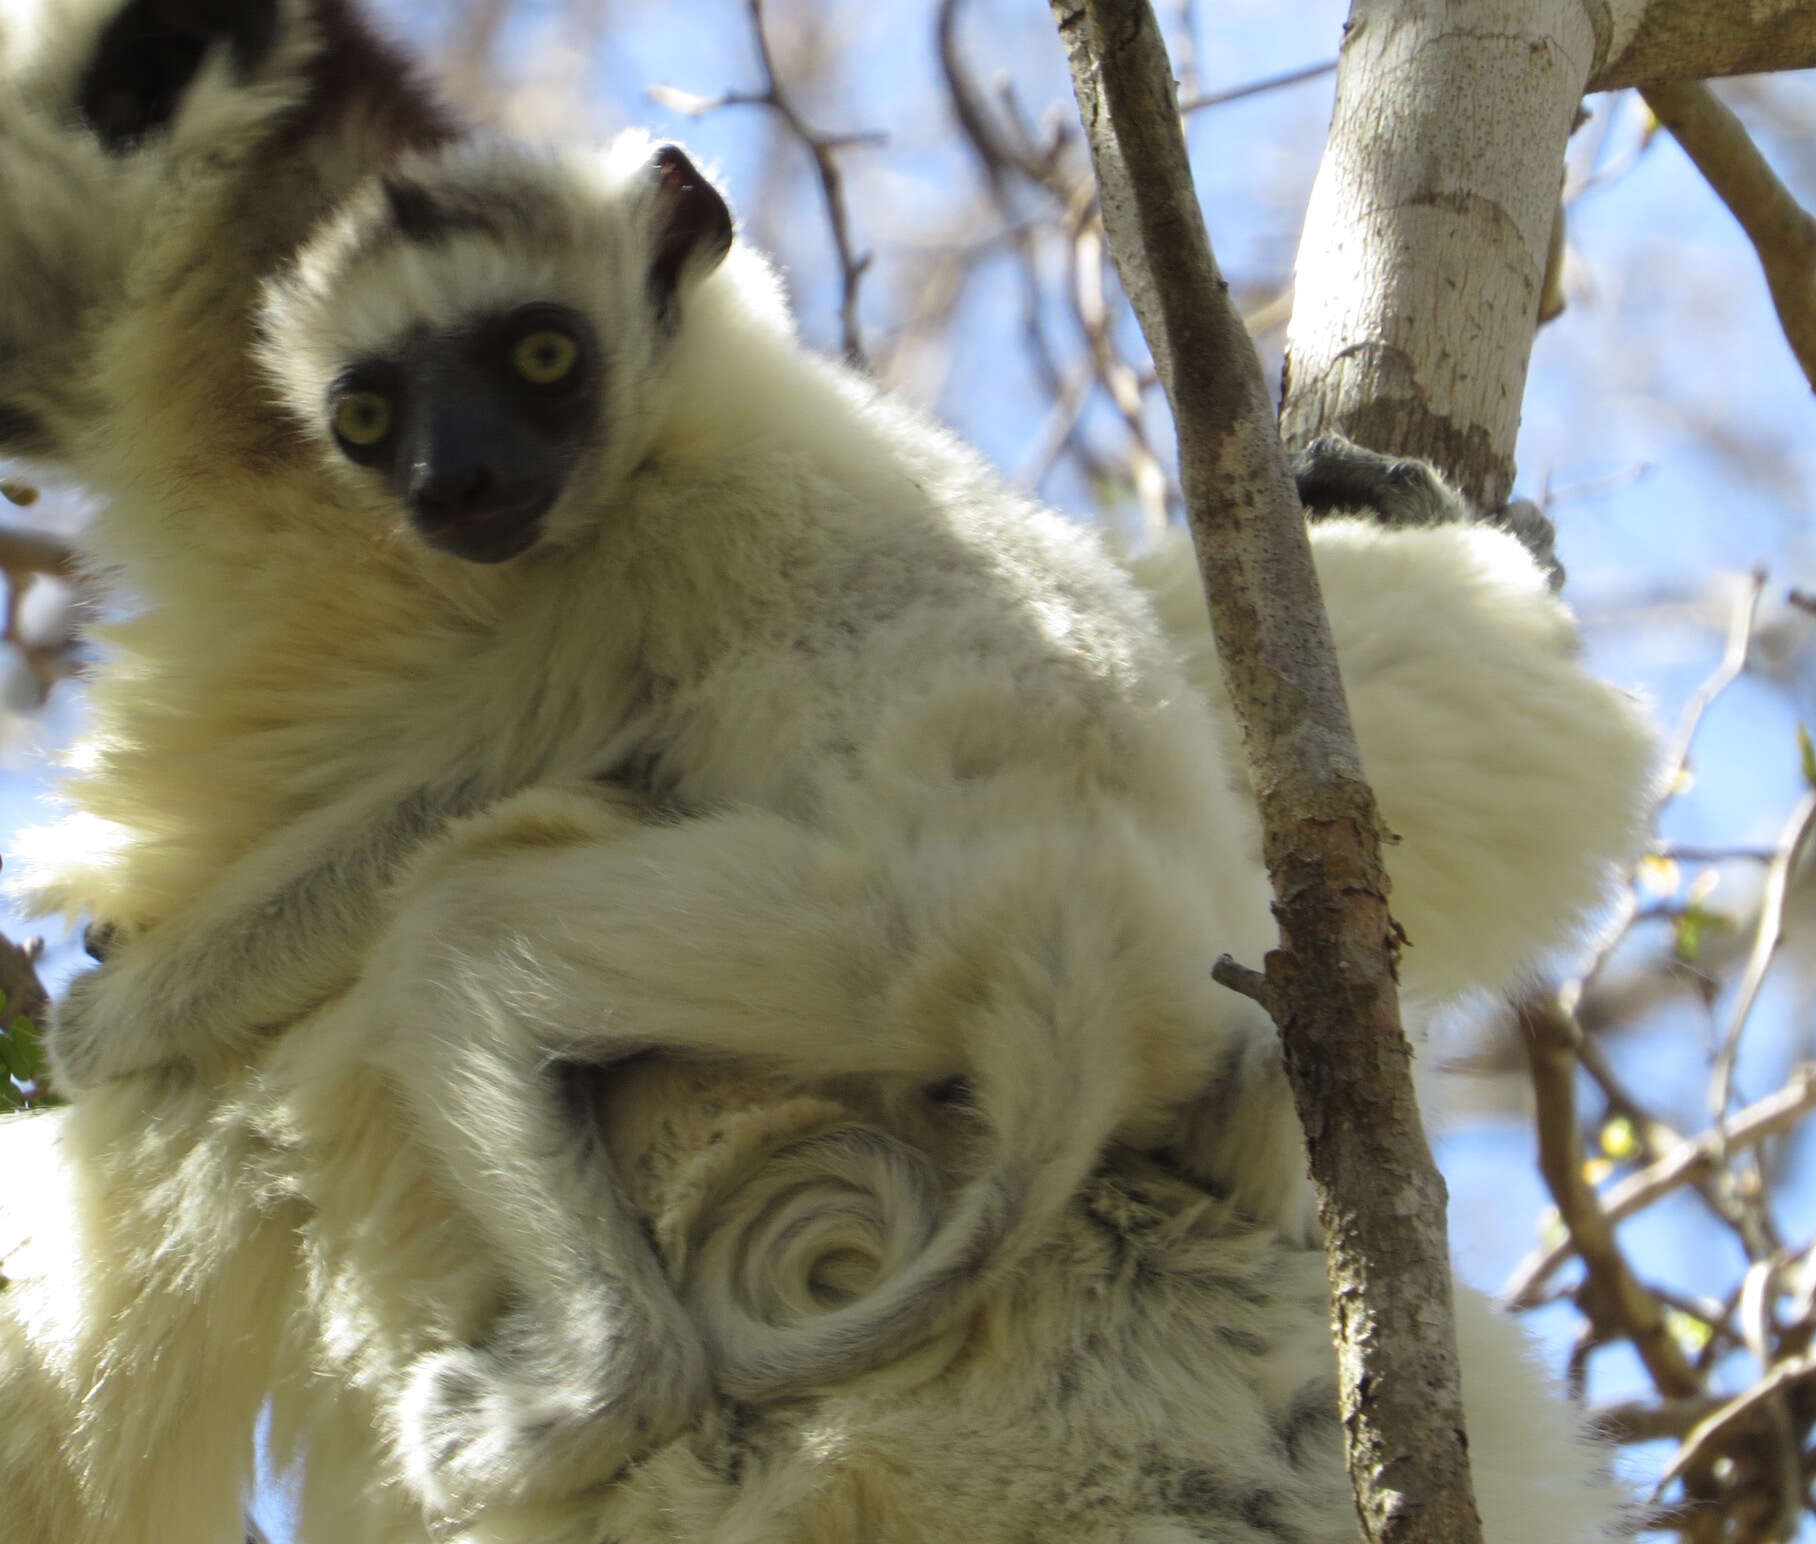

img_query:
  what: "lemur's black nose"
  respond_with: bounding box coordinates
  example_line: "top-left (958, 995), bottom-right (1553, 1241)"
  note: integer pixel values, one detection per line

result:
top-left (405, 404), bottom-right (559, 564)
top-left (411, 459), bottom-right (497, 522)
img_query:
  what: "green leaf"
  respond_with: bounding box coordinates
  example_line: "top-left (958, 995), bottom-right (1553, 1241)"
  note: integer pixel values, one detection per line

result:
top-left (1600, 1116), bottom-right (1641, 1161)
top-left (1665, 1307), bottom-right (1713, 1352)
top-left (1674, 910), bottom-right (1703, 964)
top-left (1801, 724), bottom-right (1816, 789)
top-left (5, 1025), bottom-right (44, 1084)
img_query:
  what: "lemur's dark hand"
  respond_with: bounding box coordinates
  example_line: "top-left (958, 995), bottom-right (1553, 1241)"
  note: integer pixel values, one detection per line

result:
top-left (1290, 434), bottom-right (1563, 591)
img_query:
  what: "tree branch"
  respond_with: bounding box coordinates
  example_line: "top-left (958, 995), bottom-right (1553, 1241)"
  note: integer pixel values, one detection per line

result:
top-left (1656, 1347), bottom-right (1816, 1493)
top-left (1591, 0), bottom-right (1816, 93)
top-left (1522, 994), bottom-right (1718, 1398)
top-left (1709, 789), bottom-right (1816, 1121)
top-left (1281, 0), bottom-right (1816, 507)
top-left (1047, 4), bottom-right (1481, 1541)
top-left (1508, 1064), bottom-right (1816, 1308)
top-left (1279, 0), bottom-right (1593, 504)
top-left (1641, 80), bottom-right (1816, 395)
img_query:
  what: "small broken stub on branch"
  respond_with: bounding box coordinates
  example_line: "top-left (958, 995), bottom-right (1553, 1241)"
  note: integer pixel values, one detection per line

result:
top-left (1211, 952), bottom-right (1281, 1019)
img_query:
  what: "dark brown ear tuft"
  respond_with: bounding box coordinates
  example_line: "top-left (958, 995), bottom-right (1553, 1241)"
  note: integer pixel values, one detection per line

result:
top-left (647, 145), bottom-right (733, 323)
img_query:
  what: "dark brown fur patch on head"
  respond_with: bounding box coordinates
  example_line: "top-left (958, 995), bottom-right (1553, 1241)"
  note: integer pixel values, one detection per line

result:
top-left (0, 402), bottom-right (52, 456)
top-left (275, 0), bottom-right (462, 157)
top-left (381, 177), bottom-right (502, 246)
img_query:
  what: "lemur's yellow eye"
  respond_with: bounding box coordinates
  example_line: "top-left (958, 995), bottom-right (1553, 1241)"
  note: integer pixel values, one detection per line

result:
top-left (333, 391), bottom-right (393, 447)
top-left (511, 329), bottom-right (579, 386)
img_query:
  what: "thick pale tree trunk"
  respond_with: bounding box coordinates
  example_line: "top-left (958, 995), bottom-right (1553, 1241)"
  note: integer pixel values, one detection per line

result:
top-left (1280, 0), bottom-right (1594, 505)
top-left (1282, 0), bottom-right (1816, 503)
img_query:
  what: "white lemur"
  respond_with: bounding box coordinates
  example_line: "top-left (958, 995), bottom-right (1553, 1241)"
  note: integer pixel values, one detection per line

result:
top-left (0, 0), bottom-right (1653, 1538)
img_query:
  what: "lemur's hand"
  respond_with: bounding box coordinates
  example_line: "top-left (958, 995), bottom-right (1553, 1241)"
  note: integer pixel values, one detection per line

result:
top-left (49, 950), bottom-right (182, 1094)
top-left (1290, 434), bottom-right (1563, 590)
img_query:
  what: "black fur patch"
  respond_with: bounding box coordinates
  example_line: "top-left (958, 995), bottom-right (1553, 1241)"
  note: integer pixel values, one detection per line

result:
top-left (551, 1058), bottom-right (622, 1150)
top-left (924, 1075), bottom-right (973, 1106)
top-left (381, 178), bottom-right (502, 246)
top-left (593, 743), bottom-right (690, 815)
top-left (1273, 1376), bottom-right (1340, 1470)
top-left (1289, 434), bottom-right (1458, 527)
top-left (82, 921), bottom-right (122, 963)
top-left (1149, 1462), bottom-right (1307, 1542)
top-left (0, 402), bottom-right (52, 455)
top-left (78, 0), bottom-right (281, 151)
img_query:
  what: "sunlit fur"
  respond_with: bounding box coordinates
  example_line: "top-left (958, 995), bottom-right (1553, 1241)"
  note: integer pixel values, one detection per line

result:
top-left (0, 2), bottom-right (1653, 1540)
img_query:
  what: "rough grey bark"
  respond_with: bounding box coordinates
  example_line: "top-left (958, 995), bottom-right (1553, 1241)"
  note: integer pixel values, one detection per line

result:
top-left (1047, 3), bottom-right (1482, 1542)
top-left (1591, 0), bottom-right (1816, 92)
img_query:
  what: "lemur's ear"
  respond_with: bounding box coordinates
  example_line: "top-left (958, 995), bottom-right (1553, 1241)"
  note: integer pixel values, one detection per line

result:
top-left (647, 146), bottom-right (732, 320)
top-left (78, 0), bottom-right (282, 151)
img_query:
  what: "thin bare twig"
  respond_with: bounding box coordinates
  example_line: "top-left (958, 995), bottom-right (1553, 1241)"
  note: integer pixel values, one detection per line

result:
top-left (1520, 996), bottom-right (1702, 1397)
top-left (1508, 1065), bottom-right (1816, 1307)
top-left (1071, 223), bottom-right (1169, 540)
top-left (650, 0), bottom-right (882, 365)
top-left (1656, 1348), bottom-right (1816, 1494)
top-left (1710, 791), bottom-right (1816, 1121)
top-left (938, 0), bottom-right (1093, 492)
top-left (1177, 59), bottom-right (1334, 114)
top-left (1496, 566), bottom-right (1816, 1537)
top-left (1558, 570), bottom-right (1765, 1014)
top-left (1592, 1394), bottom-right (1732, 1444)
top-left (1661, 843), bottom-right (1777, 864)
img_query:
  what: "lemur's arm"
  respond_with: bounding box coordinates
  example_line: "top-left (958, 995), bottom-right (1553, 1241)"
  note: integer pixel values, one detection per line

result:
top-left (48, 785), bottom-right (469, 1092)
top-left (0, 98), bottom-right (137, 461)
top-left (0, 1), bottom-right (273, 460)
top-left (0, 0), bottom-right (449, 472)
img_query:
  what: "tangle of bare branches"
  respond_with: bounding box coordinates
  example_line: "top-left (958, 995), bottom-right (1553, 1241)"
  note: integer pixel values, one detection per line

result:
top-left (650, 0), bottom-right (883, 365)
top-left (1504, 570), bottom-right (1816, 1542)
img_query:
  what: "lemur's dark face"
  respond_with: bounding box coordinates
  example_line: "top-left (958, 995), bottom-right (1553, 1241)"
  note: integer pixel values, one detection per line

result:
top-left (266, 141), bottom-right (733, 562)
top-left (325, 302), bottom-right (601, 564)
